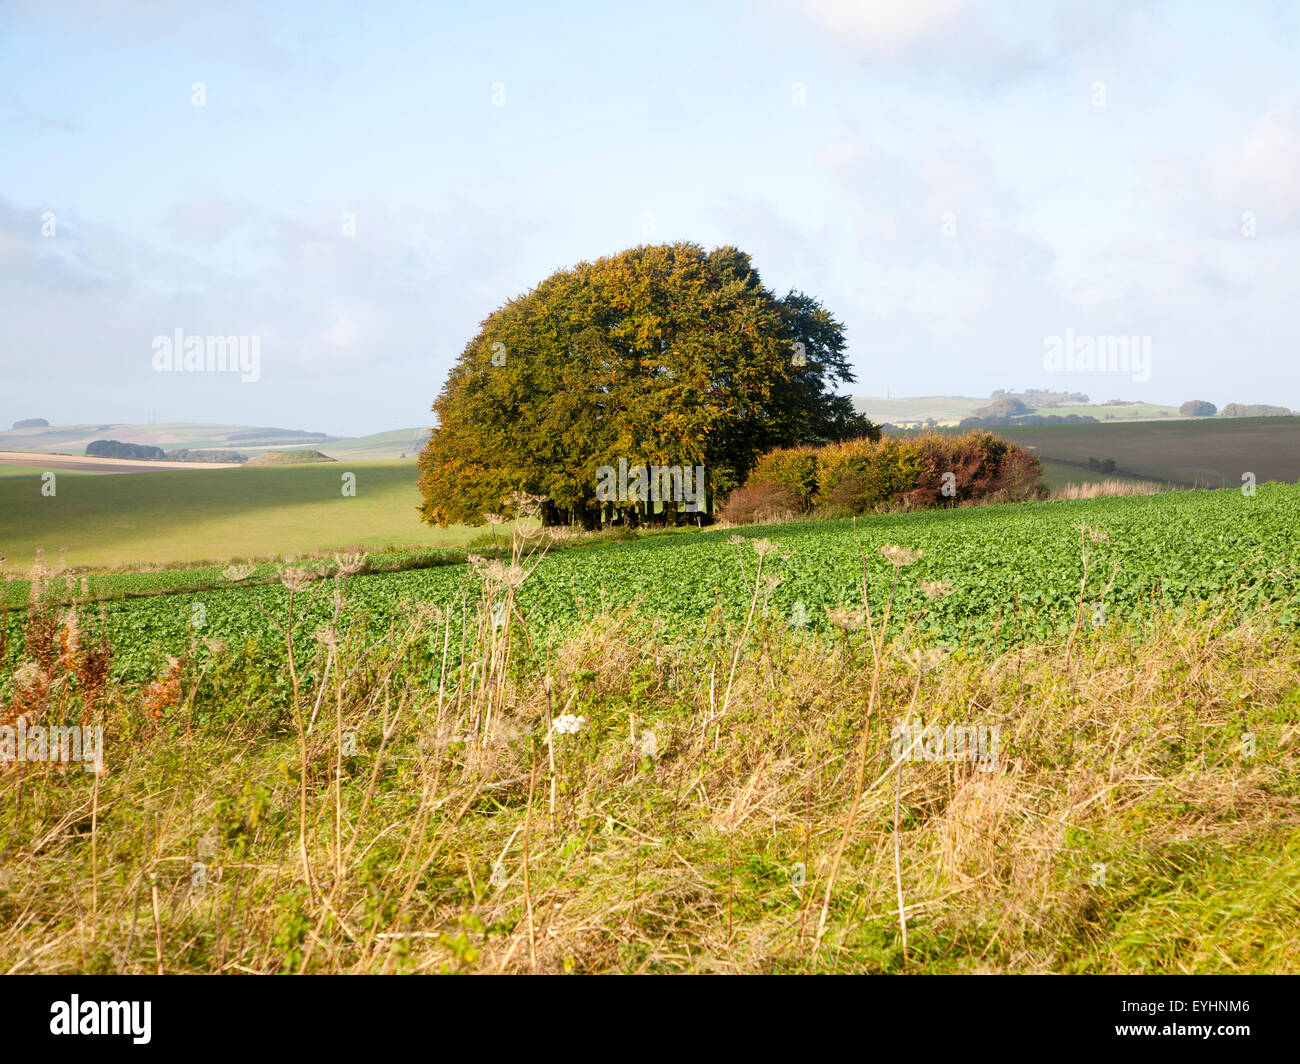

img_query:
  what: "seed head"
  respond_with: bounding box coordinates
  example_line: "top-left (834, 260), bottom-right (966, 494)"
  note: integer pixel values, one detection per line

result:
top-left (333, 552), bottom-right (366, 577)
top-left (639, 731), bottom-right (659, 759)
top-left (826, 606), bottom-right (865, 631)
top-left (551, 713), bottom-right (586, 736)
top-left (879, 543), bottom-right (923, 567)
top-left (279, 566), bottom-right (313, 593)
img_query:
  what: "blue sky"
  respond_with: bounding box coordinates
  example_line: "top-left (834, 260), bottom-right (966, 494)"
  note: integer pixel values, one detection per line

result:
top-left (3, 0), bottom-right (1298, 435)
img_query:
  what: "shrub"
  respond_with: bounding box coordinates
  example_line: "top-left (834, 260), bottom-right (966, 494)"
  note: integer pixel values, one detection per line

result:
top-left (816, 473), bottom-right (878, 519)
top-left (717, 482), bottom-right (803, 524)
top-left (737, 429), bottom-right (1045, 524)
top-left (1179, 400), bottom-right (1217, 417)
top-left (746, 446), bottom-right (819, 508)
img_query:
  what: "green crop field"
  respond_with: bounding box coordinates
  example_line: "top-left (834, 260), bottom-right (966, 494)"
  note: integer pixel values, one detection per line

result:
top-left (8, 483), bottom-right (1296, 685)
top-left (0, 459), bottom-right (497, 572)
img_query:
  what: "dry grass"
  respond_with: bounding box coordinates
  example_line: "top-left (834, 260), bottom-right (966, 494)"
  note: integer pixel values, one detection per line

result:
top-left (1053, 479), bottom-right (1164, 499)
top-left (1, 530), bottom-right (1297, 975)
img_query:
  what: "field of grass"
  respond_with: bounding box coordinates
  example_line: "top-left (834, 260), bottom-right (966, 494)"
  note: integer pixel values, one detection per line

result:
top-left (991, 417), bottom-right (1300, 487)
top-left (2, 486), bottom-right (1298, 974)
top-left (0, 459), bottom-right (493, 572)
top-left (0, 464), bottom-right (98, 480)
top-left (851, 396), bottom-right (987, 425)
top-left (319, 427), bottom-right (431, 462)
top-left (1033, 402), bottom-right (1183, 420)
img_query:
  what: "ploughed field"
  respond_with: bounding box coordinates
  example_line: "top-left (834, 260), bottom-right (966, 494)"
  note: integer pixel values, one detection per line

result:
top-left (5, 483), bottom-right (1299, 685)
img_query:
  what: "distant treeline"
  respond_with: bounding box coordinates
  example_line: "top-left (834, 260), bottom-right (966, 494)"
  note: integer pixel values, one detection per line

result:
top-left (85, 440), bottom-right (166, 460)
top-left (958, 413), bottom-right (1099, 428)
top-left (164, 449), bottom-right (248, 463)
top-left (990, 388), bottom-right (1089, 406)
top-left (84, 440), bottom-right (247, 462)
top-left (1221, 404), bottom-right (1293, 417)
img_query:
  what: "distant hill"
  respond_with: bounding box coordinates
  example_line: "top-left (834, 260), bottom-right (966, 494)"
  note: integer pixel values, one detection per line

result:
top-left (0, 422), bottom-right (429, 462)
top-left (851, 396), bottom-right (1259, 428)
top-left (244, 449), bottom-right (337, 466)
top-left (11, 418), bottom-right (49, 429)
top-left (318, 428), bottom-right (432, 461)
top-left (985, 417), bottom-right (1300, 488)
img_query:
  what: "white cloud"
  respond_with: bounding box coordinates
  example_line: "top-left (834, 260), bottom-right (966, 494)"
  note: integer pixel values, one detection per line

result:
top-left (796, 0), bottom-right (967, 56)
top-left (1213, 105), bottom-right (1300, 227)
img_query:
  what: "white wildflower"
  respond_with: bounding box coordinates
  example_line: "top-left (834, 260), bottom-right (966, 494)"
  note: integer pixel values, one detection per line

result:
top-left (551, 713), bottom-right (586, 736)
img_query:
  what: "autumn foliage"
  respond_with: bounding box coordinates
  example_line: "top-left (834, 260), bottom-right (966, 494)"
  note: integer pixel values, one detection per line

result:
top-left (418, 243), bottom-right (875, 528)
top-left (735, 430), bottom-right (1045, 519)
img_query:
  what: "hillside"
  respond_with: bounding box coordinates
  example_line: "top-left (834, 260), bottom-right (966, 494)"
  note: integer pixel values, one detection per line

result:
top-left (0, 459), bottom-right (483, 571)
top-left (244, 449), bottom-right (337, 466)
top-left (991, 417), bottom-right (1300, 487)
top-left (852, 396), bottom-right (1294, 428)
top-left (0, 422), bottom-right (430, 463)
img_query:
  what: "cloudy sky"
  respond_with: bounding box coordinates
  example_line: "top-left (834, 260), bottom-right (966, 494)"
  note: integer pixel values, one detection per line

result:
top-left (2, 0), bottom-right (1298, 435)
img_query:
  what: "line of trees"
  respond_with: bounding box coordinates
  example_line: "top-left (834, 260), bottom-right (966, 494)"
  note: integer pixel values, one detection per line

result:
top-left (85, 440), bottom-right (166, 461)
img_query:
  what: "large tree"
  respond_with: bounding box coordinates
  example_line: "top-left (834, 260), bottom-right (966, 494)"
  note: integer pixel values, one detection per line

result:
top-left (418, 243), bottom-right (875, 528)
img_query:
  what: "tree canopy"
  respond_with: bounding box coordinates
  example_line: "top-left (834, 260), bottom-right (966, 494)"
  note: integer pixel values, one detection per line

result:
top-left (417, 242), bottom-right (875, 528)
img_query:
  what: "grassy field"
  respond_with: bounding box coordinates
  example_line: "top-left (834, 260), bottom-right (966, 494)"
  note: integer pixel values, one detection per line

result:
top-left (319, 427), bottom-right (431, 462)
top-left (852, 396), bottom-right (986, 426)
top-left (2, 487), bottom-right (1298, 974)
top-left (1034, 402), bottom-right (1184, 420)
top-left (0, 464), bottom-right (98, 480)
top-left (992, 417), bottom-right (1300, 487)
top-left (0, 459), bottom-right (491, 572)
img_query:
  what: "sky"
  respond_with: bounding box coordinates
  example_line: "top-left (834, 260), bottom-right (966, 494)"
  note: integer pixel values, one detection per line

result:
top-left (2, 0), bottom-right (1298, 436)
